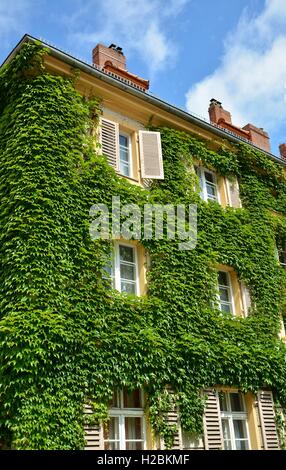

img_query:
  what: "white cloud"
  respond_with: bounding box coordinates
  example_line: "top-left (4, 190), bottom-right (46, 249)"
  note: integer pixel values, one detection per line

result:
top-left (0, 0), bottom-right (31, 38)
top-left (186, 0), bottom-right (286, 144)
top-left (67, 0), bottom-right (190, 75)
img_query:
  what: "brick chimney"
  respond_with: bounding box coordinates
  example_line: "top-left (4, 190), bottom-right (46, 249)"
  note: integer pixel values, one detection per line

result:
top-left (242, 124), bottom-right (271, 153)
top-left (92, 43), bottom-right (126, 71)
top-left (208, 98), bottom-right (271, 153)
top-left (92, 43), bottom-right (149, 92)
top-left (208, 98), bottom-right (232, 125)
top-left (279, 143), bottom-right (286, 159)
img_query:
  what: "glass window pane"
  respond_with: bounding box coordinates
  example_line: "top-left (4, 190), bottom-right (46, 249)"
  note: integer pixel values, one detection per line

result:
top-left (219, 287), bottom-right (230, 302)
top-left (120, 163), bottom-right (130, 176)
top-left (123, 389), bottom-right (142, 408)
top-left (119, 134), bottom-right (130, 177)
top-left (119, 134), bottom-right (128, 147)
top-left (119, 245), bottom-right (134, 263)
top-left (120, 263), bottom-right (135, 281)
top-left (204, 171), bottom-right (215, 183)
top-left (104, 417), bottom-right (120, 441)
top-left (120, 134), bottom-right (128, 147)
top-left (125, 417), bottom-right (143, 440)
top-left (120, 149), bottom-right (129, 162)
top-left (235, 439), bottom-right (248, 450)
top-left (218, 271), bottom-right (228, 286)
top-left (223, 440), bottom-right (232, 450)
top-left (233, 419), bottom-right (247, 439)
top-left (221, 419), bottom-right (232, 450)
top-left (206, 184), bottom-right (216, 198)
top-left (121, 281), bottom-right (136, 294)
top-left (230, 393), bottom-right (244, 412)
top-left (220, 303), bottom-right (232, 313)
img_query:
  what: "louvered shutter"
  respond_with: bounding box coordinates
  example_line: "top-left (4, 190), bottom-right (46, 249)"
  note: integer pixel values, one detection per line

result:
top-left (226, 178), bottom-right (241, 208)
top-left (84, 404), bottom-right (104, 450)
top-left (100, 118), bottom-right (119, 170)
top-left (139, 131), bottom-right (164, 179)
top-left (163, 387), bottom-right (182, 449)
top-left (203, 389), bottom-right (223, 450)
top-left (142, 178), bottom-right (153, 188)
top-left (257, 391), bottom-right (279, 450)
top-left (241, 282), bottom-right (251, 316)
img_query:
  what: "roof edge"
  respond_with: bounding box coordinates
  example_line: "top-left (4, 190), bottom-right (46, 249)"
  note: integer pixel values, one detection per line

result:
top-left (1, 34), bottom-right (285, 166)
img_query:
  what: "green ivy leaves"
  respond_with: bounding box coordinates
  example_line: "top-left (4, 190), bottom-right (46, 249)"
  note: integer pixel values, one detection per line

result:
top-left (0, 42), bottom-right (285, 450)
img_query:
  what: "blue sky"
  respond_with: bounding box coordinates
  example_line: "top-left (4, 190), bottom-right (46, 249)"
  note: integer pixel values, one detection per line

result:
top-left (0, 0), bottom-right (285, 155)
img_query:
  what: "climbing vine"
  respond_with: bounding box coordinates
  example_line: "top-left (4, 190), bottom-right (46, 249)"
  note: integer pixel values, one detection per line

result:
top-left (0, 42), bottom-right (285, 450)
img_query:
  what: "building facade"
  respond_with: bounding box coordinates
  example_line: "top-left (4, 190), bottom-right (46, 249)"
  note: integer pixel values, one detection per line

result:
top-left (0, 35), bottom-right (285, 450)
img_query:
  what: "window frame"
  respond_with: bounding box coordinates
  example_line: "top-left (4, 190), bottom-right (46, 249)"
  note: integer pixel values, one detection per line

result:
top-left (219, 392), bottom-right (251, 450)
top-left (103, 242), bottom-right (140, 295)
top-left (104, 389), bottom-right (146, 450)
top-left (115, 242), bottom-right (139, 296)
top-left (217, 270), bottom-right (235, 316)
top-left (196, 167), bottom-right (220, 203)
top-left (119, 131), bottom-right (132, 178)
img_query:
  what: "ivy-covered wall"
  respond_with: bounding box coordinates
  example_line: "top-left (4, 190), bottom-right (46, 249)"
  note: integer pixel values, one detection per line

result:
top-left (0, 42), bottom-right (285, 450)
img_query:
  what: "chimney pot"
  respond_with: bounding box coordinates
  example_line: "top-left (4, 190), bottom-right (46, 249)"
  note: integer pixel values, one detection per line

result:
top-left (210, 98), bottom-right (222, 107)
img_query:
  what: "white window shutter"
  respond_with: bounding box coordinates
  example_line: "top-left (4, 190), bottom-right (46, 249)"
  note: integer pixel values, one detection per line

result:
top-left (100, 118), bottom-right (119, 170)
top-left (241, 282), bottom-right (251, 316)
top-left (139, 130), bottom-right (164, 179)
top-left (203, 389), bottom-right (223, 450)
top-left (257, 391), bottom-right (280, 450)
top-left (84, 404), bottom-right (104, 450)
top-left (226, 178), bottom-right (241, 208)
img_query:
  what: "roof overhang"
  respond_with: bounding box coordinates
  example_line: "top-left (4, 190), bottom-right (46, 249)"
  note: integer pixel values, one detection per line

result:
top-left (2, 34), bottom-right (285, 166)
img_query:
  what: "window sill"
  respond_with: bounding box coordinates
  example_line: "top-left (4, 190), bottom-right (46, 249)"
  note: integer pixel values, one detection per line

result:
top-left (116, 171), bottom-right (139, 183)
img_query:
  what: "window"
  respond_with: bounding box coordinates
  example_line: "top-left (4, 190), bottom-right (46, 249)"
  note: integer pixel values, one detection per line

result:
top-left (119, 133), bottom-right (132, 177)
top-left (117, 244), bottom-right (138, 294)
top-left (219, 392), bottom-right (250, 450)
top-left (217, 271), bottom-right (234, 314)
top-left (104, 389), bottom-right (145, 450)
top-left (100, 118), bottom-right (164, 181)
top-left (196, 167), bottom-right (219, 202)
top-left (103, 243), bottom-right (139, 295)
